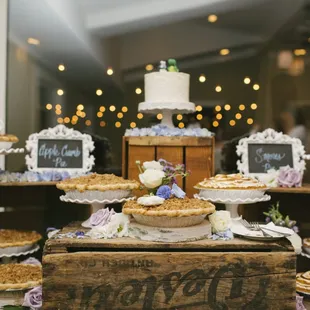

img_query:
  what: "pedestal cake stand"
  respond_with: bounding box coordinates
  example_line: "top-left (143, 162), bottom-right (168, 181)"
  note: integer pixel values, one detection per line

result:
top-left (60, 195), bottom-right (136, 228)
top-left (194, 194), bottom-right (271, 219)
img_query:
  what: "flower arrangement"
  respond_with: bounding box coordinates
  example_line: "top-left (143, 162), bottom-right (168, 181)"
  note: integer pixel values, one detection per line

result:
top-left (23, 286), bottom-right (42, 309)
top-left (136, 159), bottom-right (190, 198)
top-left (208, 211), bottom-right (234, 241)
top-left (260, 166), bottom-right (302, 188)
top-left (263, 201), bottom-right (299, 233)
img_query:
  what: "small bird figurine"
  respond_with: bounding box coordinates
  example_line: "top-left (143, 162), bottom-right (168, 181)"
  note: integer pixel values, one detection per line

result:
top-left (159, 60), bottom-right (167, 72)
top-left (167, 58), bottom-right (179, 72)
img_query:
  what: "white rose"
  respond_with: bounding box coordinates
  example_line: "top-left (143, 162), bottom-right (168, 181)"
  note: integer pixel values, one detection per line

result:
top-left (209, 211), bottom-right (232, 233)
top-left (139, 169), bottom-right (165, 189)
top-left (142, 161), bottom-right (163, 171)
top-left (258, 169), bottom-right (279, 188)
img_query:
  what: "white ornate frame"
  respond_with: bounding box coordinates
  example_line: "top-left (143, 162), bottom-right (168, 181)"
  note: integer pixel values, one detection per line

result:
top-left (236, 128), bottom-right (306, 178)
top-left (25, 125), bottom-right (95, 174)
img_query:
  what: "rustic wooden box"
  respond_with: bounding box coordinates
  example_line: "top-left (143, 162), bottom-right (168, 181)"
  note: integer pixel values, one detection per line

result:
top-left (122, 136), bottom-right (214, 197)
top-left (43, 222), bottom-right (296, 310)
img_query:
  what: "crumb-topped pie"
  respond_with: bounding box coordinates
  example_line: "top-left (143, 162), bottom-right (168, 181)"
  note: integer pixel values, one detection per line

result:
top-left (57, 173), bottom-right (140, 201)
top-left (123, 197), bottom-right (215, 227)
top-left (297, 271), bottom-right (310, 296)
top-left (195, 173), bottom-right (268, 200)
top-left (0, 264), bottom-right (42, 290)
top-left (0, 134), bottom-right (19, 150)
top-left (0, 230), bottom-right (41, 248)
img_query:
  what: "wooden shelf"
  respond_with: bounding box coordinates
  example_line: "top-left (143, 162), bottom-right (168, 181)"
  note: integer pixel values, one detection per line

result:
top-left (268, 184), bottom-right (310, 194)
top-left (0, 181), bottom-right (57, 186)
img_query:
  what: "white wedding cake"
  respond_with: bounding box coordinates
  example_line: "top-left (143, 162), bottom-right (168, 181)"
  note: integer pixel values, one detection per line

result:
top-left (138, 60), bottom-right (195, 114)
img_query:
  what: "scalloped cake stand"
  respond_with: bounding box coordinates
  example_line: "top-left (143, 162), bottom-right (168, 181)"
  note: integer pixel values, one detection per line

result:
top-left (194, 194), bottom-right (271, 219)
top-left (60, 195), bottom-right (136, 228)
top-left (0, 148), bottom-right (24, 155)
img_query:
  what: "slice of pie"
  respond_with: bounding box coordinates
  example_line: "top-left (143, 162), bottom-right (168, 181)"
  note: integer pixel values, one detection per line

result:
top-left (57, 173), bottom-right (140, 192)
top-left (0, 264), bottom-right (42, 290)
top-left (0, 134), bottom-right (19, 143)
top-left (0, 230), bottom-right (41, 248)
top-left (195, 173), bottom-right (267, 190)
top-left (123, 197), bottom-right (215, 217)
top-left (296, 271), bottom-right (310, 295)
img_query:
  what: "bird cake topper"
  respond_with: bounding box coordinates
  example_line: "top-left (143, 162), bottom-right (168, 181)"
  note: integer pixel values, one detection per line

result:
top-left (167, 59), bottom-right (179, 72)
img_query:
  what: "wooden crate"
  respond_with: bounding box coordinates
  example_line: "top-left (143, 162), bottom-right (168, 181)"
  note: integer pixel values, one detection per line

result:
top-left (122, 136), bottom-right (214, 197)
top-left (43, 222), bottom-right (296, 310)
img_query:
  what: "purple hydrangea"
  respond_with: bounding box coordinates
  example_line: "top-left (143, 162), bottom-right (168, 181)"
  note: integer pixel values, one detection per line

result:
top-left (156, 185), bottom-right (171, 199)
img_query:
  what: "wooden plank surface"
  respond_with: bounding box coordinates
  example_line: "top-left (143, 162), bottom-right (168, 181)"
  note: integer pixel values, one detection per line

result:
top-left (0, 181), bottom-right (57, 186)
top-left (43, 251), bottom-right (296, 310)
top-left (126, 136), bottom-right (213, 146)
top-left (44, 222), bottom-right (293, 255)
top-left (268, 184), bottom-right (310, 194)
top-left (185, 146), bottom-right (214, 197)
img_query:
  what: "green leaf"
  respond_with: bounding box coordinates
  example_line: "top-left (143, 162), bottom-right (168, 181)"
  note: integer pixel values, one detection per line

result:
top-left (3, 306), bottom-right (29, 310)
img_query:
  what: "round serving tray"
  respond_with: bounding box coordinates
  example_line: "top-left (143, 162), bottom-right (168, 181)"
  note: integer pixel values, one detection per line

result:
top-left (0, 148), bottom-right (24, 155)
top-left (0, 244), bottom-right (40, 258)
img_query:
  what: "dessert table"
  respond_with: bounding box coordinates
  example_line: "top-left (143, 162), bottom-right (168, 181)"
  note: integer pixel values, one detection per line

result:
top-left (43, 222), bottom-right (296, 310)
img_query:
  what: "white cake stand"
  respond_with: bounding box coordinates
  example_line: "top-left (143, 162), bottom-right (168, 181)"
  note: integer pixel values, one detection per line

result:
top-left (138, 102), bottom-right (195, 128)
top-left (60, 195), bottom-right (136, 228)
top-left (194, 194), bottom-right (271, 219)
top-left (0, 148), bottom-right (24, 155)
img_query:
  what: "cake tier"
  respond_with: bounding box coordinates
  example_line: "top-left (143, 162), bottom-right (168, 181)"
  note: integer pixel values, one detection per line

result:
top-left (144, 72), bottom-right (191, 104)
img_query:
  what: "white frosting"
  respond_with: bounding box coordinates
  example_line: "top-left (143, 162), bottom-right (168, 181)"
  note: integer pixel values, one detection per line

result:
top-left (144, 72), bottom-right (190, 103)
top-left (137, 195), bottom-right (164, 206)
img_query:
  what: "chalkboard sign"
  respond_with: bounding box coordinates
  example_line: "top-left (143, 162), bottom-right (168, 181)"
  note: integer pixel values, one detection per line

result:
top-left (37, 139), bottom-right (83, 169)
top-left (26, 125), bottom-right (95, 174)
top-left (248, 143), bottom-right (293, 173)
top-left (237, 129), bottom-right (305, 177)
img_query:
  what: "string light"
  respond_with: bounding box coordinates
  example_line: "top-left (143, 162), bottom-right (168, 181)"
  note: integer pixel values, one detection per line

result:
top-left (135, 88), bottom-right (142, 94)
top-left (199, 75), bottom-right (206, 83)
top-left (55, 104), bottom-right (61, 110)
top-left (145, 64), bottom-right (153, 71)
top-left (229, 120), bottom-right (236, 126)
top-left (107, 67), bottom-right (113, 75)
top-left (215, 85), bottom-right (222, 92)
top-left (244, 77), bottom-right (251, 84)
top-left (196, 114), bottom-right (203, 120)
top-left (80, 112), bottom-right (86, 118)
top-left (64, 117), bottom-right (70, 124)
top-left (196, 105), bottom-right (202, 112)
top-left (157, 113), bottom-right (163, 120)
top-left (130, 122), bottom-right (136, 128)
top-left (55, 110), bottom-right (62, 115)
top-left (97, 112), bottom-right (103, 118)
top-left (77, 104), bottom-right (84, 111)
top-left (215, 105), bottom-right (221, 112)
top-left (122, 106), bottom-right (128, 113)
top-left (235, 113), bottom-right (242, 120)
top-left (72, 115), bottom-right (78, 122)
top-left (58, 64), bottom-right (65, 71)
top-left (76, 110), bottom-right (82, 116)
top-left (85, 120), bottom-right (91, 126)
top-left (294, 49), bottom-right (306, 56)
top-left (253, 84), bottom-right (260, 91)
top-left (99, 106), bottom-right (106, 112)
top-left (251, 103), bottom-right (258, 110)
top-left (213, 120), bottom-right (219, 127)
top-left (178, 122), bottom-right (185, 128)
top-left (109, 105), bottom-right (116, 112)
top-left (176, 114), bottom-right (183, 121)
top-left (100, 121), bottom-right (106, 127)
top-left (57, 89), bottom-right (64, 96)
top-left (96, 89), bottom-right (103, 96)
top-left (117, 112), bottom-right (124, 119)
top-left (137, 113), bottom-right (143, 119)
top-left (57, 117), bottom-right (63, 124)
top-left (224, 104), bottom-right (231, 111)
top-left (239, 104), bottom-right (245, 111)
top-left (208, 14), bottom-right (218, 23)
top-left (247, 118), bottom-right (254, 125)
top-left (115, 121), bottom-right (121, 128)
top-left (46, 103), bottom-right (52, 110)
top-left (219, 49), bottom-right (230, 56)
top-left (216, 113), bottom-right (222, 120)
